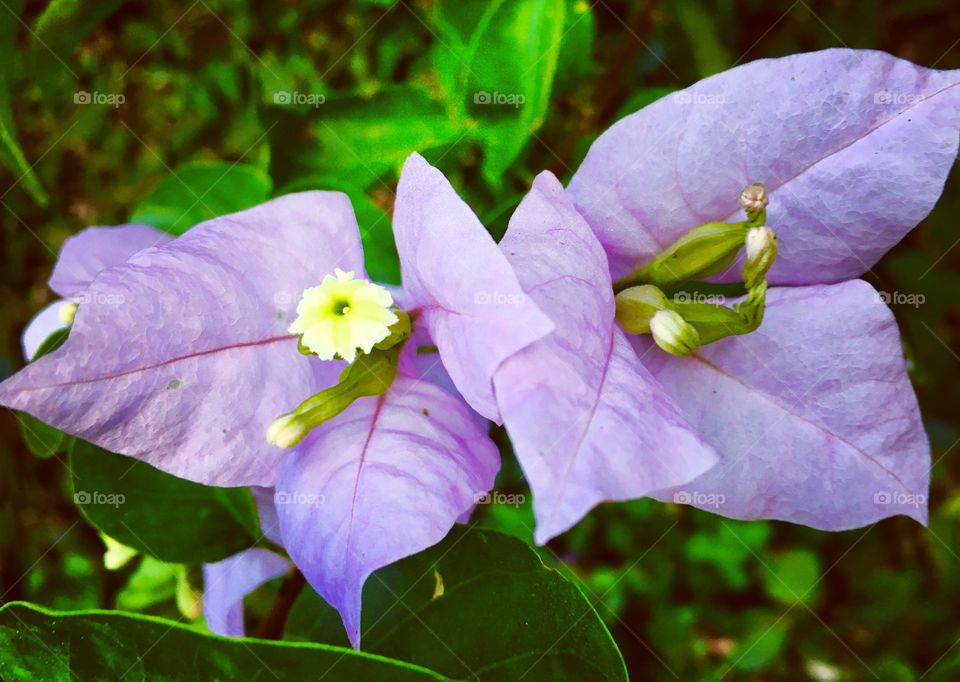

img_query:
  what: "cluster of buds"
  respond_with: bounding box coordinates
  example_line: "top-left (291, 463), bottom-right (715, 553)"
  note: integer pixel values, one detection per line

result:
top-left (615, 183), bottom-right (778, 357)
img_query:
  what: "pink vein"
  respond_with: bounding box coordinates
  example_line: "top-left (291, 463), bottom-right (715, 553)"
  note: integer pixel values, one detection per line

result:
top-left (13, 335), bottom-right (298, 391)
top-left (690, 354), bottom-right (911, 491)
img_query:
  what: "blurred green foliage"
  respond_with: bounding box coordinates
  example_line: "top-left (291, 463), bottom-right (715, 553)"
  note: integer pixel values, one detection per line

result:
top-left (1, 0), bottom-right (959, 679)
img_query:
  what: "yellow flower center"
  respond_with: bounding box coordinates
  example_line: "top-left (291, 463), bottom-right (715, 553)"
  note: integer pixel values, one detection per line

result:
top-left (288, 269), bottom-right (398, 363)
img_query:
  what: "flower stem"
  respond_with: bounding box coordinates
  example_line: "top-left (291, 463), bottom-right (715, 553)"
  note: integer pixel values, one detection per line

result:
top-left (255, 566), bottom-right (306, 640)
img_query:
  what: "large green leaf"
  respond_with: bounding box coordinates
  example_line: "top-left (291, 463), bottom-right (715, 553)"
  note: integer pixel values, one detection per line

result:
top-left (432, 0), bottom-right (567, 185)
top-left (0, 602), bottom-right (450, 681)
top-left (69, 440), bottom-right (261, 563)
top-left (0, 0), bottom-right (48, 206)
top-left (286, 526), bottom-right (628, 681)
top-left (130, 161), bottom-right (273, 235)
top-left (264, 88), bottom-right (463, 189)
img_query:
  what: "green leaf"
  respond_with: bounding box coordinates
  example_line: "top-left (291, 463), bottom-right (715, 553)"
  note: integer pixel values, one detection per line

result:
top-left (265, 88), bottom-right (462, 189)
top-left (69, 440), bottom-right (261, 563)
top-left (761, 549), bottom-right (821, 606)
top-left (287, 526), bottom-right (628, 681)
top-left (441, 0), bottom-right (567, 184)
top-left (728, 614), bottom-right (789, 672)
top-left (671, 0), bottom-right (733, 78)
top-left (130, 161), bottom-right (273, 235)
top-left (17, 413), bottom-right (65, 459)
top-left (0, 0), bottom-right (48, 206)
top-left (0, 602), bottom-right (451, 681)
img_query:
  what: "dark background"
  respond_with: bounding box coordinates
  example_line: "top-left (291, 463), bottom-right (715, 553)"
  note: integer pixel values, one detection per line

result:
top-left (1, 1), bottom-right (958, 679)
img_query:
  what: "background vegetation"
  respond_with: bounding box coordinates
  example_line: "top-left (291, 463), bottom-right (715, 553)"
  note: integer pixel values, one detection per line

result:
top-left (1, 0), bottom-right (958, 679)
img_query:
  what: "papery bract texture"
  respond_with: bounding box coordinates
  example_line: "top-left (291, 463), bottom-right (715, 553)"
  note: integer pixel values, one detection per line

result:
top-left (203, 548), bottom-right (290, 637)
top-left (645, 280), bottom-right (930, 528)
top-left (392, 152), bottom-right (553, 422)
top-left (0, 193), bottom-right (362, 486)
top-left (569, 49), bottom-right (960, 284)
top-left (49, 224), bottom-right (173, 297)
top-left (495, 172), bottom-right (717, 543)
top-left (276, 375), bottom-right (499, 648)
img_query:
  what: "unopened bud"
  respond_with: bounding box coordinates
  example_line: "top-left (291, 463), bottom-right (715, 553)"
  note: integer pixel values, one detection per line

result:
top-left (615, 285), bottom-right (669, 334)
top-left (742, 226), bottom-right (778, 289)
top-left (266, 413), bottom-right (309, 449)
top-left (616, 221), bottom-right (748, 290)
top-left (59, 301), bottom-right (78, 325)
top-left (650, 309), bottom-right (701, 357)
top-left (740, 183), bottom-right (768, 220)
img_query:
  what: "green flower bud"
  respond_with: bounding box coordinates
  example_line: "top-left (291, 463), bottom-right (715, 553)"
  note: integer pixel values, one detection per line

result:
top-left (266, 347), bottom-right (399, 448)
top-left (650, 309), bottom-right (701, 357)
top-left (742, 226), bottom-right (778, 289)
top-left (615, 285), bottom-right (669, 334)
top-left (615, 222), bottom-right (749, 291)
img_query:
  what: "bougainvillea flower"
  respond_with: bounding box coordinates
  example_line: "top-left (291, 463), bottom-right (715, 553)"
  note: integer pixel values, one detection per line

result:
top-left (496, 48), bottom-right (956, 542)
top-left (203, 548), bottom-right (291, 637)
top-left (0, 153), bottom-right (552, 646)
top-left (20, 224), bottom-right (172, 359)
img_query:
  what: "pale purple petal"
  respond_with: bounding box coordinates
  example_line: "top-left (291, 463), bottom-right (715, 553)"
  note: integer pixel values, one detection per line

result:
top-left (203, 548), bottom-right (290, 637)
top-left (392, 152), bottom-right (553, 422)
top-left (21, 300), bottom-right (69, 362)
top-left (648, 280), bottom-right (930, 529)
top-left (251, 486), bottom-right (283, 547)
top-left (276, 375), bottom-right (499, 648)
top-left (495, 172), bottom-right (718, 543)
top-left (49, 224), bottom-right (173, 298)
top-left (568, 49), bottom-right (960, 284)
top-left (0, 192), bottom-right (363, 486)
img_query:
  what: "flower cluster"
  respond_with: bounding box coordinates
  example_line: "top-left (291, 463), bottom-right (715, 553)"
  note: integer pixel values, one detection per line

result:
top-left (3, 48), bottom-right (957, 646)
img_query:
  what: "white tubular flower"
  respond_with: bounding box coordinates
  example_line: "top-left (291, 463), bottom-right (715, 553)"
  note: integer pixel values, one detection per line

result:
top-left (288, 269), bottom-right (398, 363)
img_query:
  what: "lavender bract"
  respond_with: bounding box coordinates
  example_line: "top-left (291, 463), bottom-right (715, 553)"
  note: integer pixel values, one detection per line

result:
top-left (0, 153), bottom-right (550, 647)
top-left (495, 48), bottom-right (954, 541)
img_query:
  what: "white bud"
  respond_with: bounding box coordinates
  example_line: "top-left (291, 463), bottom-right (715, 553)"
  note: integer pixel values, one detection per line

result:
top-left (58, 301), bottom-right (78, 325)
top-left (743, 226), bottom-right (778, 288)
top-left (266, 413), bottom-right (308, 449)
top-left (650, 309), bottom-right (700, 357)
top-left (739, 183), bottom-right (768, 215)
